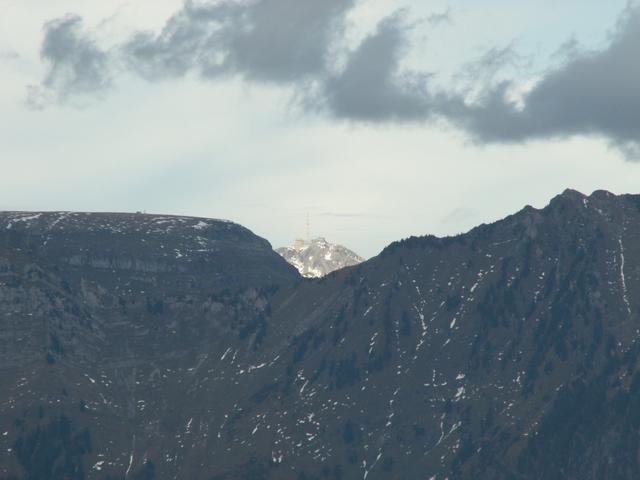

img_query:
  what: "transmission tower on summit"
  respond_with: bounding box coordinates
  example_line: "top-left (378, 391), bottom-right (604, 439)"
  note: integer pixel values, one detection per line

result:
top-left (293, 213), bottom-right (311, 250)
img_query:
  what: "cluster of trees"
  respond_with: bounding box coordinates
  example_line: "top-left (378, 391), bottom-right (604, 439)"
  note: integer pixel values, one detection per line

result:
top-left (13, 414), bottom-right (91, 480)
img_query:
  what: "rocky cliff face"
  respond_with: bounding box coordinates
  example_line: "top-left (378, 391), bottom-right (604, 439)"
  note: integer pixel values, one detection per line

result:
top-left (0, 212), bottom-right (299, 480)
top-left (2, 191), bottom-right (640, 480)
top-left (276, 237), bottom-right (364, 277)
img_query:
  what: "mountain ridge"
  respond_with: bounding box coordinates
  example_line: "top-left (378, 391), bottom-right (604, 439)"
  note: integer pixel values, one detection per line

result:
top-left (1, 189), bottom-right (640, 479)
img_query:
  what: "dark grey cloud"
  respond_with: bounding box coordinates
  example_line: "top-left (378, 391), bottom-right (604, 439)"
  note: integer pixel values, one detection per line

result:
top-left (29, 15), bottom-right (112, 106)
top-left (321, 2), bottom-right (640, 157)
top-left (34, 0), bottom-right (354, 103)
top-left (123, 0), bottom-right (354, 83)
top-left (30, 1), bottom-right (640, 158)
top-left (323, 11), bottom-right (435, 122)
top-left (451, 5), bottom-right (640, 155)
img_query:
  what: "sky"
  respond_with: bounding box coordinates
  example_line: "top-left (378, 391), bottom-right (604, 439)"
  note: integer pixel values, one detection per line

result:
top-left (2, 0), bottom-right (640, 258)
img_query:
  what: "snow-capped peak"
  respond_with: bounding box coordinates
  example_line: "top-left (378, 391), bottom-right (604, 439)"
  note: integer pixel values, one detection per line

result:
top-left (276, 237), bottom-right (364, 278)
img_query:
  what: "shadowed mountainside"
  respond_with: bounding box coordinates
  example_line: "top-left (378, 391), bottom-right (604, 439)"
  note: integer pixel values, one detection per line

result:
top-left (1, 191), bottom-right (640, 479)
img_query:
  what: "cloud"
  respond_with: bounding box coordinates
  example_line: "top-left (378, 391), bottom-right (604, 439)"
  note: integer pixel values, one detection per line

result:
top-left (426, 7), bottom-right (452, 27)
top-left (28, 15), bottom-right (112, 107)
top-left (322, 11), bottom-right (435, 122)
top-left (449, 4), bottom-right (640, 157)
top-left (28, 1), bottom-right (640, 158)
top-left (320, 1), bottom-right (640, 157)
top-left (0, 49), bottom-right (20, 60)
top-left (460, 42), bottom-right (531, 85)
top-left (441, 207), bottom-right (477, 225)
top-left (324, 1), bottom-right (640, 159)
top-left (123, 0), bottom-right (354, 83)
top-left (316, 211), bottom-right (386, 219)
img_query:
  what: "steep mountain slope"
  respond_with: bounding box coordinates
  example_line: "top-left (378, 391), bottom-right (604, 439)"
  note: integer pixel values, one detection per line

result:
top-left (258, 189), bottom-right (640, 480)
top-left (1, 190), bottom-right (640, 480)
top-left (0, 212), bottom-right (300, 480)
top-left (276, 237), bottom-right (364, 277)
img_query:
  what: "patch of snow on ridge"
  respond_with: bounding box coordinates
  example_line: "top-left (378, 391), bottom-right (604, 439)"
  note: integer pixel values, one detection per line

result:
top-left (5, 213), bottom-right (43, 229)
top-left (619, 237), bottom-right (632, 315)
top-left (193, 221), bottom-right (209, 230)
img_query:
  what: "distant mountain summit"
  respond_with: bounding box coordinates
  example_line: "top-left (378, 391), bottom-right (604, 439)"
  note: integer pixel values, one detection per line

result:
top-left (276, 237), bottom-right (364, 277)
